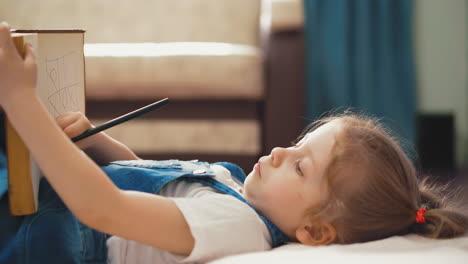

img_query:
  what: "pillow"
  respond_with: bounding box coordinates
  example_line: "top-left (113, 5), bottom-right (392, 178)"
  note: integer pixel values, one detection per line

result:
top-left (210, 233), bottom-right (468, 264)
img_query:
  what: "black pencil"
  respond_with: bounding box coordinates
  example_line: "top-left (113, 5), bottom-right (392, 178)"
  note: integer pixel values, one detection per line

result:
top-left (71, 98), bottom-right (170, 142)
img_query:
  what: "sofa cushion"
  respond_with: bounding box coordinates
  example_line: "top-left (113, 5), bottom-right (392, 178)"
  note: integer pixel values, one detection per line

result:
top-left (89, 119), bottom-right (261, 155)
top-left (84, 43), bottom-right (264, 100)
top-left (1, 0), bottom-right (261, 45)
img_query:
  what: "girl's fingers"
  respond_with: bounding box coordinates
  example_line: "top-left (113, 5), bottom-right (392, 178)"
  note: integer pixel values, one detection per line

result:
top-left (0, 22), bottom-right (12, 50)
top-left (56, 112), bottom-right (79, 128)
top-left (77, 117), bottom-right (93, 131)
top-left (63, 117), bottom-right (92, 138)
top-left (63, 123), bottom-right (83, 138)
top-left (0, 23), bottom-right (18, 59)
top-left (23, 43), bottom-right (37, 88)
top-left (0, 22), bottom-right (39, 106)
top-left (23, 43), bottom-right (36, 69)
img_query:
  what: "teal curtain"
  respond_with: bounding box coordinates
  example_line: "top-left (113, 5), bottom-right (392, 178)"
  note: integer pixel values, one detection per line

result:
top-left (303, 0), bottom-right (416, 145)
top-left (0, 150), bottom-right (6, 198)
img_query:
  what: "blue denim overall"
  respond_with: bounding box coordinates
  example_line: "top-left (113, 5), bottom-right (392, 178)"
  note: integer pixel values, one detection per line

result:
top-left (0, 153), bottom-right (289, 264)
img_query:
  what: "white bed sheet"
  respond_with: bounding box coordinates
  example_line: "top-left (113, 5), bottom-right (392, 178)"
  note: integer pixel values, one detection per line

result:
top-left (210, 233), bottom-right (468, 264)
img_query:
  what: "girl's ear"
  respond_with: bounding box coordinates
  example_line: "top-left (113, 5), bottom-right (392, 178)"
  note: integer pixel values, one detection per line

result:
top-left (295, 221), bottom-right (336, 246)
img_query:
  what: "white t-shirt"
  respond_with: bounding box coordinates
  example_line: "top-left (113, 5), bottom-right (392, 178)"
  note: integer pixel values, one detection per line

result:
top-left (106, 164), bottom-right (272, 264)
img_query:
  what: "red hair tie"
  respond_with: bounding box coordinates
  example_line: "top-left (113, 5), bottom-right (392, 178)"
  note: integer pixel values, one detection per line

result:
top-left (415, 208), bottom-right (427, 224)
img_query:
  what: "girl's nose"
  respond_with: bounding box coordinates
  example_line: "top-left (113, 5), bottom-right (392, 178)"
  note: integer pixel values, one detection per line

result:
top-left (270, 147), bottom-right (286, 168)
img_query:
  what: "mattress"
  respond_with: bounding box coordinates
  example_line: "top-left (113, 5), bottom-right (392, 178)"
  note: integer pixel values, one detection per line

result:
top-left (210, 233), bottom-right (468, 264)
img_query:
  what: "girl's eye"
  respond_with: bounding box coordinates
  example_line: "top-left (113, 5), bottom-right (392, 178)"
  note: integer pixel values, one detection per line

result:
top-left (296, 161), bottom-right (303, 176)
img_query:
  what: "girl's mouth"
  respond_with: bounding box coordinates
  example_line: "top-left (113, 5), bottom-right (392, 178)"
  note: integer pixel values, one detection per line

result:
top-left (255, 161), bottom-right (261, 178)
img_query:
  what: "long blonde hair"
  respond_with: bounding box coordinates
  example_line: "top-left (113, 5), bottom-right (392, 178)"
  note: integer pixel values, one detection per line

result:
top-left (297, 112), bottom-right (468, 244)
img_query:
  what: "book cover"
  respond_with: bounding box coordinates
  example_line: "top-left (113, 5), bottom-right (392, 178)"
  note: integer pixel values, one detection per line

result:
top-left (4, 30), bottom-right (86, 215)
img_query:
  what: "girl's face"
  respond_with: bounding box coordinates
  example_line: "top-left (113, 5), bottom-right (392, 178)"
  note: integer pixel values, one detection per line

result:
top-left (243, 120), bottom-right (340, 238)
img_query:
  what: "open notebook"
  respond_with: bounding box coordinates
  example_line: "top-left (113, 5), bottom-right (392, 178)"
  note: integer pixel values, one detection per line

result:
top-left (4, 30), bottom-right (85, 215)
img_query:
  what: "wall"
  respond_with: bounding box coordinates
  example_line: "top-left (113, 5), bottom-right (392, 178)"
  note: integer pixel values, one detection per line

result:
top-left (414, 0), bottom-right (468, 167)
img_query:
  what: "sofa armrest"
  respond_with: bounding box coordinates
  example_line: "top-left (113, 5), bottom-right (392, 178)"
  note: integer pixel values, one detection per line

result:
top-left (263, 26), bottom-right (305, 153)
top-left (270, 0), bottom-right (304, 33)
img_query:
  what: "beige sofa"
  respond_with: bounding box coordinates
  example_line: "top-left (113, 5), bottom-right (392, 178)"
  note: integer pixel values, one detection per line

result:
top-left (1, 0), bottom-right (305, 172)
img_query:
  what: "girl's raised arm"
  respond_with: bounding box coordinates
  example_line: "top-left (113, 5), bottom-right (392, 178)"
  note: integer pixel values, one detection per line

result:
top-left (0, 23), bottom-right (194, 255)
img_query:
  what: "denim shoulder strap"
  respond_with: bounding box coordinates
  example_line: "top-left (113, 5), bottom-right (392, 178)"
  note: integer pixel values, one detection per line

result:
top-left (102, 160), bottom-right (290, 247)
top-left (181, 166), bottom-right (290, 248)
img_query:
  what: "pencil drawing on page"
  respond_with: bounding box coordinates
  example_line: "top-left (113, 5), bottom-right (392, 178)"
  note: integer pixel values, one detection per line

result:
top-left (45, 51), bottom-right (81, 117)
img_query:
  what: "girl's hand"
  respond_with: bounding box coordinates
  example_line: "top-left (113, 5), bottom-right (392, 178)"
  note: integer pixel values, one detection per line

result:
top-left (56, 111), bottom-right (96, 150)
top-left (0, 22), bottom-right (37, 107)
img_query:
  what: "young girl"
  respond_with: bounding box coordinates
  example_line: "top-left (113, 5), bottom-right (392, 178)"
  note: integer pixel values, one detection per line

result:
top-left (0, 22), bottom-right (467, 264)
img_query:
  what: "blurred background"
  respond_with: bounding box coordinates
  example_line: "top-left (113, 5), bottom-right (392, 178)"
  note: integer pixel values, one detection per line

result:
top-left (1, 0), bottom-right (467, 184)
